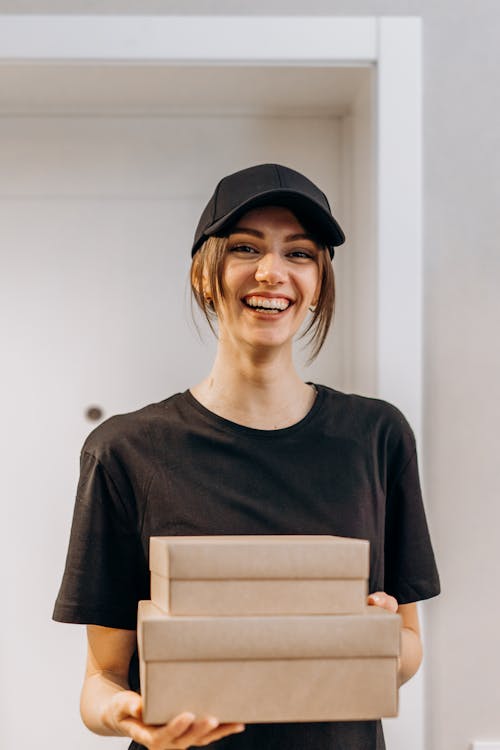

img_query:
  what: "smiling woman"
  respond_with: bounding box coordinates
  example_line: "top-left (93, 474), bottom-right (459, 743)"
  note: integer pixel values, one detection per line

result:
top-left (198, 207), bottom-right (323, 382)
top-left (53, 163), bottom-right (440, 750)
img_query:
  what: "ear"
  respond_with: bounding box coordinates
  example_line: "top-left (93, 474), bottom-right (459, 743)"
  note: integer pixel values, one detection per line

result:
top-left (310, 288), bottom-right (320, 308)
top-left (202, 273), bottom-right (213, 303)
top-left (191, 255), bottom-right (212, 301)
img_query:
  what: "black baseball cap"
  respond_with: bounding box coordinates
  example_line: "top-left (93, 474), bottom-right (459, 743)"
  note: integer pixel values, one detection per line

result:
top-left (191, 163), bottom-right (345, 258)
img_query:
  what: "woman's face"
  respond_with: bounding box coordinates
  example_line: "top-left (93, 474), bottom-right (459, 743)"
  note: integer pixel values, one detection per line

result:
top-left (214, 204), bottom-right (323, 354)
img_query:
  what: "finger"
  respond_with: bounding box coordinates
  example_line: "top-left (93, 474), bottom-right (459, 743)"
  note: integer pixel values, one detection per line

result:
top-left (196, 722), bottom-right (246, 746)
top-left (120, 711), bottom-right (195, 749)
top-left (367, 591), bottom-right (398, 612)
top-left (164, 711), bottom-right (197, 739)
top-left (118, 717), bottom-right (157, 748)
top-left (172, 715), bottom-right (220, 745)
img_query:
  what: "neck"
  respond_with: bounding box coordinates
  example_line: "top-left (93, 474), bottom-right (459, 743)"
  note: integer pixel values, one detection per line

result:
top-left (190, 342), bottom-right (316, 430)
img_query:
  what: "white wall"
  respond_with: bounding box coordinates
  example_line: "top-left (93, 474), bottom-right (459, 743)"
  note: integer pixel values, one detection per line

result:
top-left (1, 3), bottom-right (499, 750)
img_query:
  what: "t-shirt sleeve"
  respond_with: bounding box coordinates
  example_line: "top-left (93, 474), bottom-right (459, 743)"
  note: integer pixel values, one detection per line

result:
top-left (383, 423), bottom-right (441, 605)
top-left (52, 449), bottom-right (149, 629)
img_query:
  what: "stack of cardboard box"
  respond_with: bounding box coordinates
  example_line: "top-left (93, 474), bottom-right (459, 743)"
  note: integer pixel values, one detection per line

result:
top-left (138, 535), bottom-right (400, 725)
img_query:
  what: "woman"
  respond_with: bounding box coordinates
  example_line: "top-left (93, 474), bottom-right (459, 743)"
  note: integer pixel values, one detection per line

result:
top-left (53, 163), bottom-right (440, 750)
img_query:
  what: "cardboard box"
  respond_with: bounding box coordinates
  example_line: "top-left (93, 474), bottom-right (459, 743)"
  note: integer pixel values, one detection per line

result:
top-left (149, 535), bottom-right (369, 616)
top-left (138, 601), bottom-right (400, 724)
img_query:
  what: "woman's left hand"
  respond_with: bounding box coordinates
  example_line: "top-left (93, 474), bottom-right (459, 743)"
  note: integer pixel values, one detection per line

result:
top-left (367, 591), bottom-right (399, 612)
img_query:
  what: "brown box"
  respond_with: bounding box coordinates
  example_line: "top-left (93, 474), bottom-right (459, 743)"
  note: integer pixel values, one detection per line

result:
top-left (149, 535), bottom-right (369, 616)
top-left (138, 601), bottom-right (400, 724)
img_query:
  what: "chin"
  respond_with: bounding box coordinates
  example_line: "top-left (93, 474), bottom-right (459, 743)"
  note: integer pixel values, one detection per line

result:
top-left (243, 331), bottom-right (296, 351)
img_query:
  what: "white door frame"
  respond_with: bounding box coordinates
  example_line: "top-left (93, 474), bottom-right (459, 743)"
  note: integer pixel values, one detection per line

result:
top-left (0, 14), bottom-right (424, 750)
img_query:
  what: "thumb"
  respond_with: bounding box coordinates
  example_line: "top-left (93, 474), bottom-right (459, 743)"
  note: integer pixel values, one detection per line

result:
top-left (114, 691), bottom-right (143, 721)
top-left (128, 695), bottom-right (143, 720)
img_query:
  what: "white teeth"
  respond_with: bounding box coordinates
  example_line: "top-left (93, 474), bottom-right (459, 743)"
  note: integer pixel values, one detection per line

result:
top-left (245, 295), bottom-right (290, 311)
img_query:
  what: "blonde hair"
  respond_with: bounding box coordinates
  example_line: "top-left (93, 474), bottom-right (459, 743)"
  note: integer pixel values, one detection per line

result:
top-left (191, 235), bottom-right (335, 362)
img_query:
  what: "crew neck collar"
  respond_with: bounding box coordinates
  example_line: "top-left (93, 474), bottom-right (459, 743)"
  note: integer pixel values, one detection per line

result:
top-left (183, 383), bottom-right (325, 438)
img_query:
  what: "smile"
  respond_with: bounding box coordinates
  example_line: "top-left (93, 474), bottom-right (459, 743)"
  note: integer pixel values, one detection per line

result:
top-left (243, 295), bottom-right (292, 314)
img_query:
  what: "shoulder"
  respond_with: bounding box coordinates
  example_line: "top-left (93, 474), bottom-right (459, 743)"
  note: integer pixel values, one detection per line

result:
top-left (316, 384), bottom-right (413, 430)
top-left (81, 392), bottom-right (185, 465)
top-left (314, 384), bottom-right (416, 454)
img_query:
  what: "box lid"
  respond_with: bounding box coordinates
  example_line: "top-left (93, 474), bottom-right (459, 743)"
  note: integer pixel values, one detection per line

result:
top-left (138, 601), bottom-right (400, 661)
top-left (149, 535), bottom-right (369, 580)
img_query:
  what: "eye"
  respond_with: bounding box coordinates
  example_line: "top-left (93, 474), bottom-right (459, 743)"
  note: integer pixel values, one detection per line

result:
top-left (287, 248), bottom-right (317, 260)
top-left (228, 244), bottom-right (259, 255)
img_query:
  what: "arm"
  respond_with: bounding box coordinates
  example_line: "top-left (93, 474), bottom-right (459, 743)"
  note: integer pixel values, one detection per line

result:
top-left (395, 602), bottom-right (423, 686)
top-left (81, 624), bottom-right (245, 749)
top-left (367, 594), bottom-right (422, 687)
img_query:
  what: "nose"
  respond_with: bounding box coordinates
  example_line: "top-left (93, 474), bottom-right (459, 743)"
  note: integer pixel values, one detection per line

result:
top-left (254, 252), bottom-right (286, 285)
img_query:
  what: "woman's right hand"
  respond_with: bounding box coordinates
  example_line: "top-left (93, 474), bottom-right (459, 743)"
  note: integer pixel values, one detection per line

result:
top-left (105, 689), bottom-right (245, 749)
top-left (82, 627), bottom-right (245, 749)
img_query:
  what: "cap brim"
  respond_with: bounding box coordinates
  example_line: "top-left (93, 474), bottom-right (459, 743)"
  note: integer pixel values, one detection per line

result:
top-left (194, 189), bottom-right (345, 258)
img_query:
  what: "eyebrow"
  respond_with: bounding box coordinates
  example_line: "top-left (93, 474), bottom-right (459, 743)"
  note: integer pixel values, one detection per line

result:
top-left (230, 227), bottom-right (317, 243)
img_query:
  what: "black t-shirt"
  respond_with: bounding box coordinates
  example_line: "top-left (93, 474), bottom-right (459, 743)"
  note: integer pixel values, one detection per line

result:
top-left (53, 384), bottom-right (440, 750)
